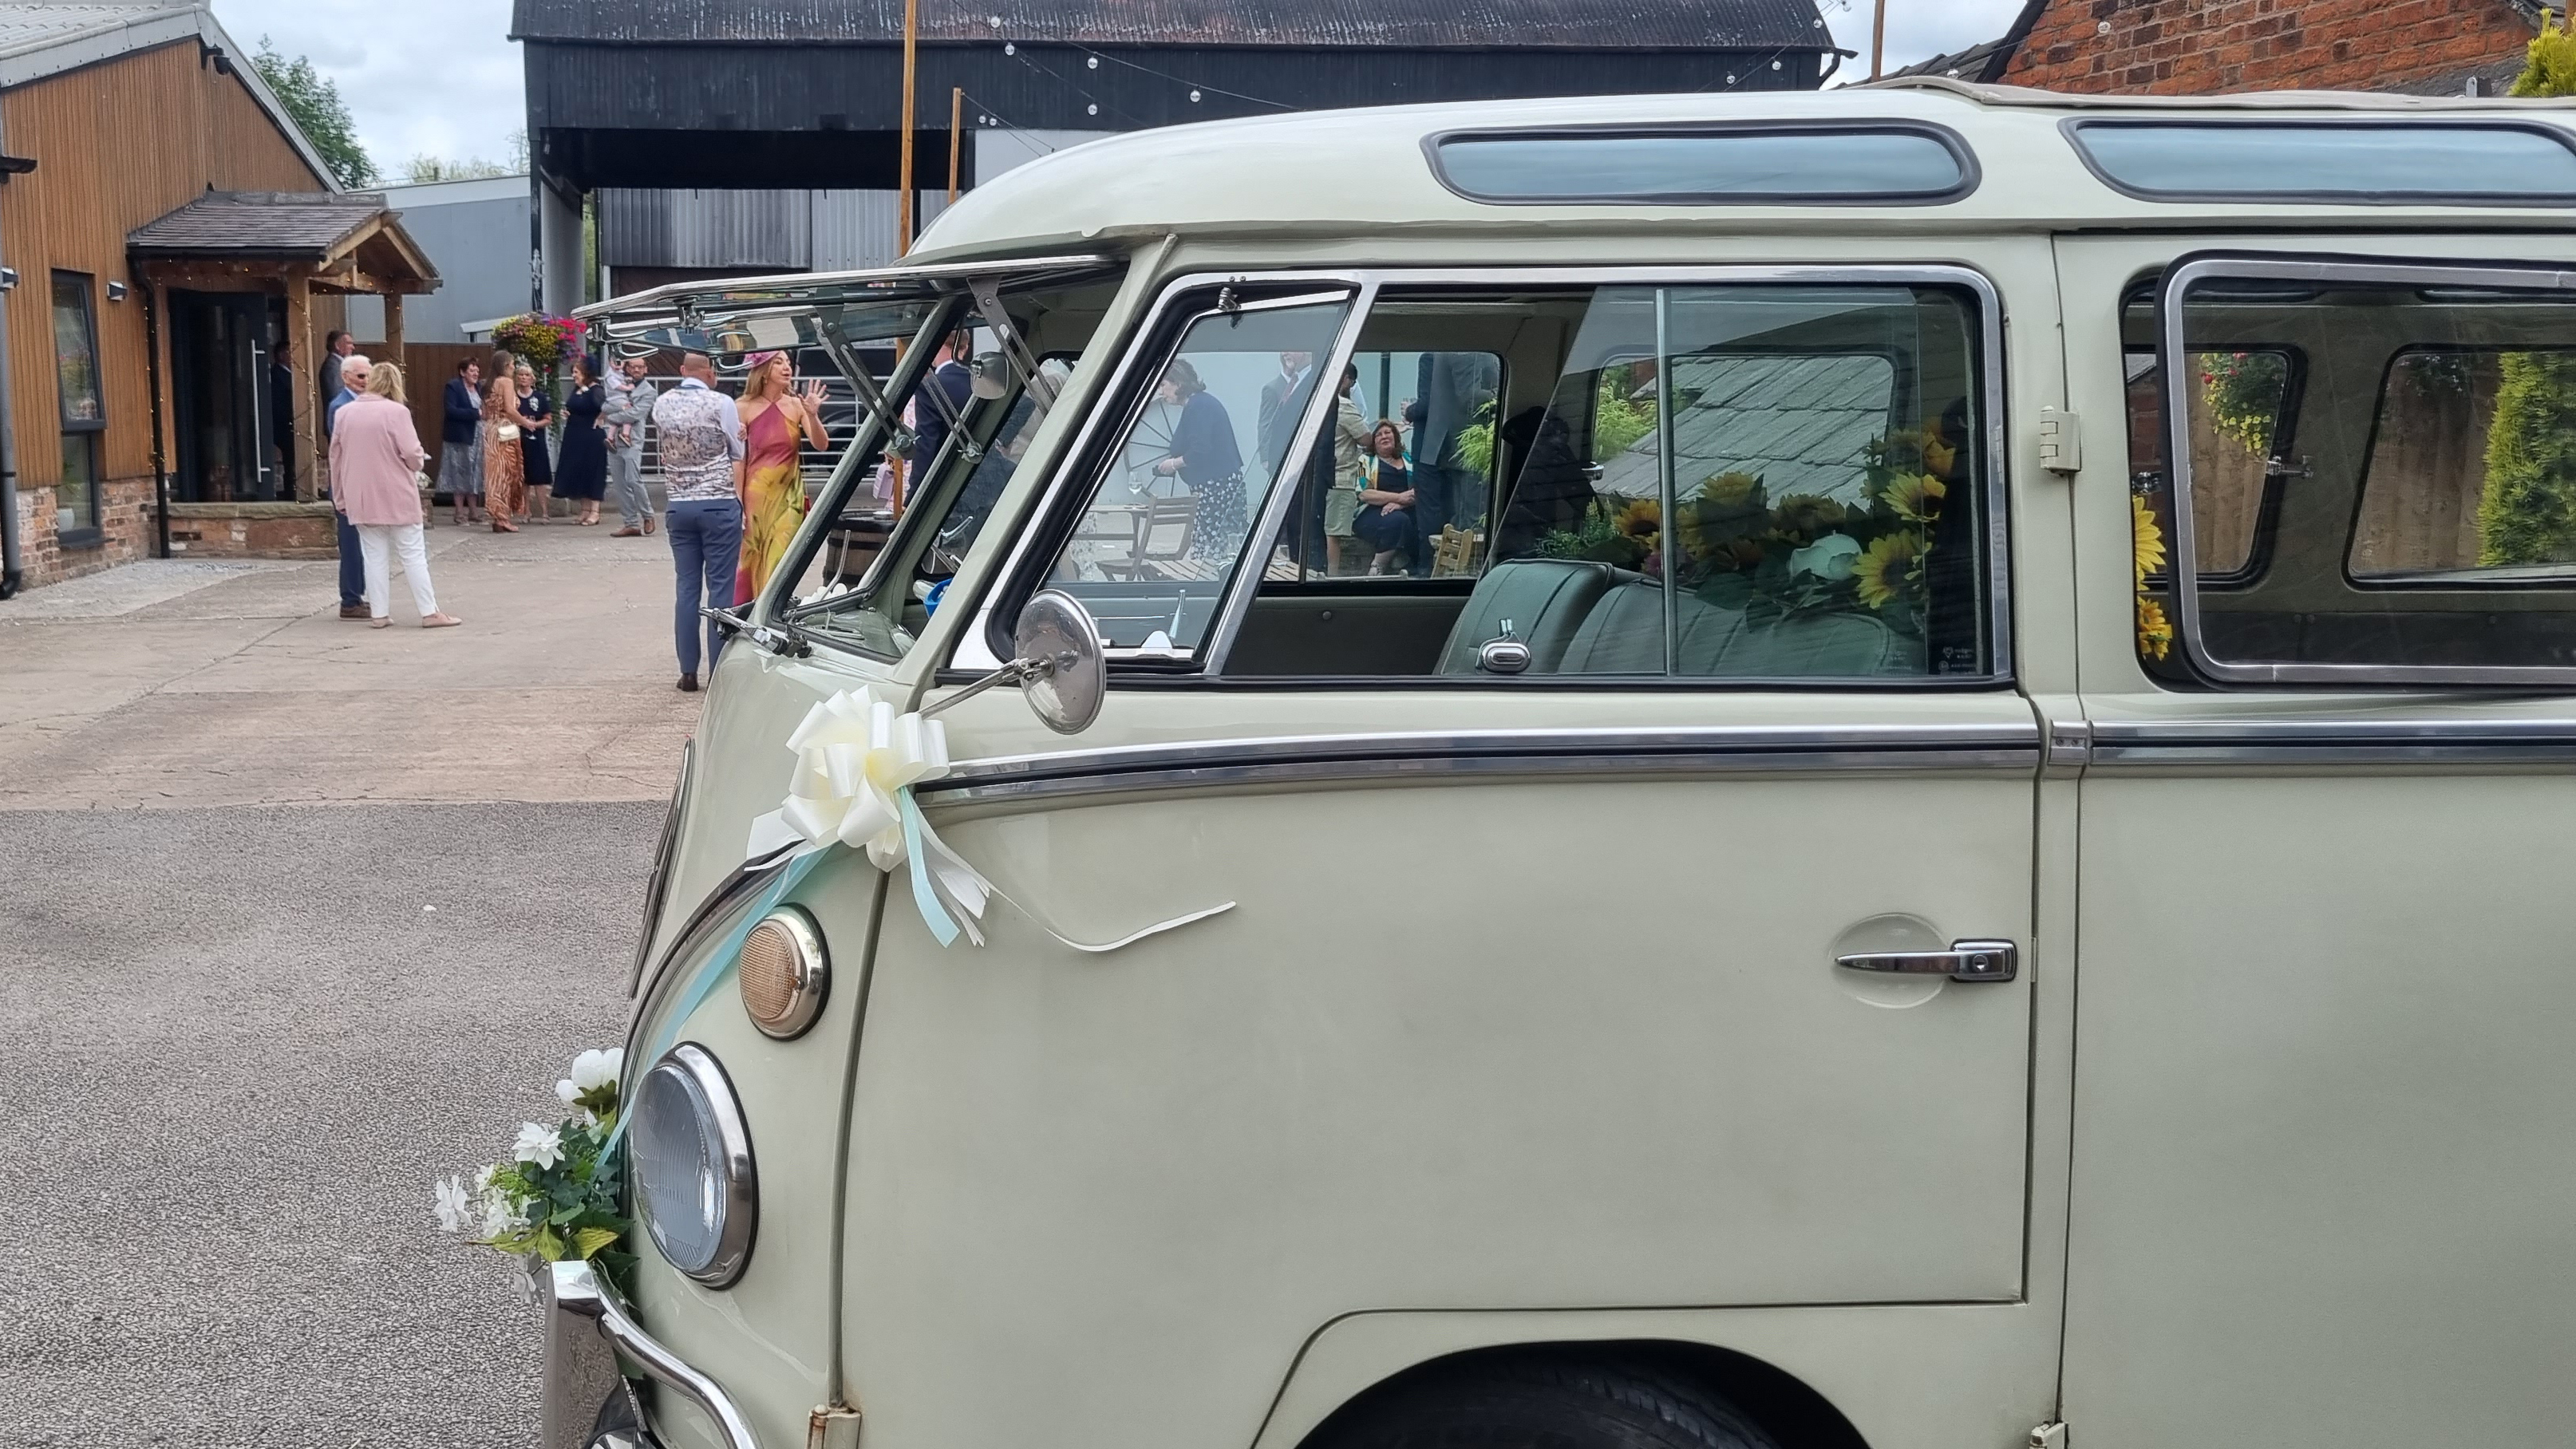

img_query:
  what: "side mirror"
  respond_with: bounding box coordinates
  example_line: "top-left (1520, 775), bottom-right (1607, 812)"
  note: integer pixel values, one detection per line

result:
top-left (920, 589), bottom-right (1105, 735)
top-left (970, 351), bottom-right (1012, 401)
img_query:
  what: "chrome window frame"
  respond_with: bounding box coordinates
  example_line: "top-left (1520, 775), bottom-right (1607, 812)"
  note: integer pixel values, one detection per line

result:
top-left (2159, 254), bottom-right (2576, 688)
top-left (962, 263), bottom-right (2015, 688)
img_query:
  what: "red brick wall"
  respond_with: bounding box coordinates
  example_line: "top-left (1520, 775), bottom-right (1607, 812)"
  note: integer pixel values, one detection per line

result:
top-left (14, 475), bottom-right (156, 586)
top-left (2004, 0), bottom-right (2539, 94)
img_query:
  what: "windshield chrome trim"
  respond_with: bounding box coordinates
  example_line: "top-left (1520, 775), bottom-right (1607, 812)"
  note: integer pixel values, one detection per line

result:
top-left (915, 721), bottom-right (2040, 804)
top-left (2159, 254), bottom-right (2576, 689)
top-left (624, 846), bottom-right (800, 1038)
top-left (574, 251), bottom-right (1124, 324)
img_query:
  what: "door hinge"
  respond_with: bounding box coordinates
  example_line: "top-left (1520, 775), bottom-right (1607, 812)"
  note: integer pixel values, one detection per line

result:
top-left (2037, 407), bottom-right (2082, 476)
top-left (2029, 1421), bottom-right (2068, 1449)
top-left (808, 1400), bottom-right (862, 1449)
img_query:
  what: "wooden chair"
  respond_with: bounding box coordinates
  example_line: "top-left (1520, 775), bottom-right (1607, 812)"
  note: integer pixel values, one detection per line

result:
top-left (1101, 495), bottom-right (1199, 581)
top-left (1429, 524), bottom-right (1481, 578)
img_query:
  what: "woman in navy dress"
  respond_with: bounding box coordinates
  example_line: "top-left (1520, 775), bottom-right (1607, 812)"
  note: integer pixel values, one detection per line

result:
top-left (516, 362), bottom-right (555, 523)
top-left (1146, 358), bottom-right (1244, 560)
top-left (553, 354), bottom-right (610, 526)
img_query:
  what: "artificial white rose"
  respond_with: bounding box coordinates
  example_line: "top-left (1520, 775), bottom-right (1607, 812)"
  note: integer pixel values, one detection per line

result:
top-left (478, 1190), bottom-right (522, 1240)
top-left (1788, 532), bottom-right (1862, 582)
top-left (432, 1175), bottom-right (471, 1234)
top-left (514, 1121), bottom-right (566, 1170)
top-left (568, 1048), bottom-right (623, 1094)
top-left (474, 1163), bottom-right (500, 1192)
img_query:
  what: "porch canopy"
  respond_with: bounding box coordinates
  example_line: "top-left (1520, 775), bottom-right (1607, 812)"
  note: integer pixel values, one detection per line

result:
top-left (129, 191), bottom-right (441, 499)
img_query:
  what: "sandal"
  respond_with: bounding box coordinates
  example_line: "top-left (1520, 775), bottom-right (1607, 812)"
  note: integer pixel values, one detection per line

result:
top-left (421, 614), bottom-right (463, 630)
top-left (369, 618), bottom-right (390, 630)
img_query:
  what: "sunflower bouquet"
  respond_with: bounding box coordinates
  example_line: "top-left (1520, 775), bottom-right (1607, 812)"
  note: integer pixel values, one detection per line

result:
top-left (1532, 421), bottom-right (1956, 633)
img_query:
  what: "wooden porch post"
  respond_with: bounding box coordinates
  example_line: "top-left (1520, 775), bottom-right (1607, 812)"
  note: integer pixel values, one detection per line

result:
top-left (285, 272), bottom-right (317, 500)
top-left (384, 292), bottom-right (405, 374)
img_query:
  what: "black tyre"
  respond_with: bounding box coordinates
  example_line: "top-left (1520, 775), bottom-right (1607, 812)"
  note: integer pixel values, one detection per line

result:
top-left (1306, 1351), bottom-right (1789, 1449)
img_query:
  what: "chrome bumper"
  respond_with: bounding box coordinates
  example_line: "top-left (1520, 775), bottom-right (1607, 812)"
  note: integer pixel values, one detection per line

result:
top-left (547, 1258), bottom-right (762, 1449)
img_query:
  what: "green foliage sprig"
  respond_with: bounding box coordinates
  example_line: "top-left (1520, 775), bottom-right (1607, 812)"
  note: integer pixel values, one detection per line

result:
top-left (250, 37), bottom-right (374, 189)
top-left (434, 1049), bottom-right (633, 1297)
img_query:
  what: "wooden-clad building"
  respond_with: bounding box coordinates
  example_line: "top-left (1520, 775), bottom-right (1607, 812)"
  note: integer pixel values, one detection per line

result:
top-left (0, 0), bottom-right (436, 594)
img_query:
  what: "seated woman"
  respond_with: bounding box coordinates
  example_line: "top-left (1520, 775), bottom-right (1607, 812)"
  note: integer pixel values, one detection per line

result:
top-left (1352, 420), bottom-right (1418, 574)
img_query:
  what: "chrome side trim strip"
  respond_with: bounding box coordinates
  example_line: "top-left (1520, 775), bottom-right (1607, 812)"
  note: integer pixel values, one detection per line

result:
top-left (2090, 718), bottom-right (2576, 767)
top-left (549, 1260), bottom-right (761, 1449)
top-left (916, 723), bottom-right (2041, 804)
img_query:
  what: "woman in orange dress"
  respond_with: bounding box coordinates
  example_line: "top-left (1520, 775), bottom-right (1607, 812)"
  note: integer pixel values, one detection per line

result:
top-left (481, 347), bottom-right (526, 533)
top-left (733, 350), bottom-right (831, 602)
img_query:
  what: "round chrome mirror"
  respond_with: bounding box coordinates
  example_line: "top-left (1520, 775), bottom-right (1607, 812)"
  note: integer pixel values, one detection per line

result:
top-left (1013, 589), bottom-right (1104, 735)
top-left (970, 351), bottom-right (1013, 401)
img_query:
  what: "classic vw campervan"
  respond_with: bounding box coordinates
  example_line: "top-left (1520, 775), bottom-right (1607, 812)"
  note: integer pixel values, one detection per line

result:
top-left (550, 81), bottom-right (2576, 1449)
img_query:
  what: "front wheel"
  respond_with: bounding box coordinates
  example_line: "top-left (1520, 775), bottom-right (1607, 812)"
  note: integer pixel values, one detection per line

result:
top-left (1306, 1352), bottom-right (1788, 1449)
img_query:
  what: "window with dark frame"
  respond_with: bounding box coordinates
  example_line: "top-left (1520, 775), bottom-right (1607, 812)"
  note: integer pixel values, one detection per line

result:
top-left (50, 270), bottom-right (105, 544)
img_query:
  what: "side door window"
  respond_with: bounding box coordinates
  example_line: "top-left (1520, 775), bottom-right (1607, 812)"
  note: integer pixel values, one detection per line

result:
top-left (1221, 279), bottom-right (2001, 683)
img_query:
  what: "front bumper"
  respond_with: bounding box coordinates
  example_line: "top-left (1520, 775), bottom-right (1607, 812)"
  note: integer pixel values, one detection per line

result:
top-left (545, 1259), bottom-right (761, 1449)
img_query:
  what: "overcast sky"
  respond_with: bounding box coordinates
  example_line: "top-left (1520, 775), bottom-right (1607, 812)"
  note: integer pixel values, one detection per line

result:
top-left (209, 0), bottom-right (2033, 177)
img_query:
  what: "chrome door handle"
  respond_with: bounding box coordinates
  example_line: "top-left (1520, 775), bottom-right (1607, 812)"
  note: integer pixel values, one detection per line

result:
top-left (1835, 938), bottom-right (2017, 983)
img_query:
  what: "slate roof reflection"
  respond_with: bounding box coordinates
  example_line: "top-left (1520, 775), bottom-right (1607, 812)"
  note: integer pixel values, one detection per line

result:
top-left (1594, 353), bottom-right (1894, 503)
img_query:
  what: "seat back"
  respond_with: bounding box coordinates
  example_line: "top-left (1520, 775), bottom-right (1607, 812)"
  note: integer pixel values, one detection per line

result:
top-left (1436, 559), bottom-right (1624, 674)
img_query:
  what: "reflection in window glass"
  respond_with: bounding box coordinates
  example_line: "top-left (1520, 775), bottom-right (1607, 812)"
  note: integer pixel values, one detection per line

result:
top-left (2163, 274), bottom-right (2576, 679)
top-left (2121, 338), bottom-right (2292, 584)
top-left (50, 271), bottom-right (102, 533)
top-left (2073, 122), bottom-right (2576, 203)
top-left (1436, 129), bottom-right (1966, 203)
top-left (2353, 349), bottom-right (2576, 579)
top-left (1042, 294), bottom-right (1352, 653)
top-left (1226, 284), bottom-right (1993, 682)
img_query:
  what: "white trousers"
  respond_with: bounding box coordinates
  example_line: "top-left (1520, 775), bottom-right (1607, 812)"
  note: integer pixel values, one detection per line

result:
top-left (355, 522), bottom-right (439, 620)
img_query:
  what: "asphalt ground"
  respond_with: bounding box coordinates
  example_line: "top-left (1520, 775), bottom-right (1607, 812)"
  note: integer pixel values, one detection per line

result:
top-left (0, 801), bottom-right (649, 1447)
top-left (1, 524), bottom-right (689, 1446)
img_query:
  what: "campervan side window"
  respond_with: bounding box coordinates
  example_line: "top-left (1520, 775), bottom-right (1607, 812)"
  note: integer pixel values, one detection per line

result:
top-left (2069, 120), bottom-right (2576, 206)
top-left (1431, 125), bottom-right (1974, 206)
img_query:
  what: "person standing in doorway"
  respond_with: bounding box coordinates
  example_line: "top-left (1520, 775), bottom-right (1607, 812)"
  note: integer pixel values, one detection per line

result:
top-left (323, 352), bottom-right (373, 619)
top-left (318, 330), bottom-right (353, 408)
top-left (603, 355), bottom-right (658, 535)
top-left (554, 354), bottom-right (610, 527)
top-left (482, 349), bottom-right (525, 532)
top-left (516, 361), bottom-right (555, 523)
top-left (441, 358), bottom-right (485, 526)
top-left (652, 352), bottom-right (745, 692)
top-left (734, 350), bottom-right (831, 602)
top-left (334, 362), bottom-right (460, 630)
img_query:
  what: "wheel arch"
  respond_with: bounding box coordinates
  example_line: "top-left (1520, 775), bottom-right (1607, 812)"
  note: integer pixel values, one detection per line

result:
top-left (1259, 1327), bottom-right (1871, 1449)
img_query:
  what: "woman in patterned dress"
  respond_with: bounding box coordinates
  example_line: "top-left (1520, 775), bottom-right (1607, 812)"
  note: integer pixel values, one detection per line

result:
top-left (481, 348), bottom-right (525, 533)
top-left (732, 350), bottom-right (830, 602)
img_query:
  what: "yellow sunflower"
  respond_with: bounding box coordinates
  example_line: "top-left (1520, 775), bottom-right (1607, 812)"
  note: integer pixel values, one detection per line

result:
top-left (2131, 493), bottom-right (2167, 588)
top-left (1680, 473), bottom-right (1762, 557)
top-left (1881, 473), bottom-right (1946, 524)
top-left (1854, 531), bottom-right (1924, 610)
top-left (1698, 471), bottom-right (1762, 511)
top-left (1612, 497), bottom-right (1661, 542)
top-left (2135, 596), bottom-right (2174, 661)
top-left (1920, 421), bottom-right (1958, 479)
top-left (1772, 493), bottom-right (1847, 539)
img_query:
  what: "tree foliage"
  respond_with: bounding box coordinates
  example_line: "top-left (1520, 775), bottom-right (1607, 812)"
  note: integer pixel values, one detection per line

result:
top-left (2480, 18), bottom-right (2576, 564)
top-left (250, 36), bottom-right (375, 189)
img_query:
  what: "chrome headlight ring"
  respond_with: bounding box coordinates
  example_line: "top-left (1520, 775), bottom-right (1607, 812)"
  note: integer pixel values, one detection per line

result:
top-left (630, 1043), bottom-right (758, 1288)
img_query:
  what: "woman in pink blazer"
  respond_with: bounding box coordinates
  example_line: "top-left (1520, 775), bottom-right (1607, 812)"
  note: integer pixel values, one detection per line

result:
top-left (331, 364), bottom-right (461, 629)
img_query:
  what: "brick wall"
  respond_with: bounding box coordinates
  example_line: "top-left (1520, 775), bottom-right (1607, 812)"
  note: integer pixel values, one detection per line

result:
top-left (13, 474), bottom-right (155, 586)
top-left (2004, 0), bottom-right (2540, 94)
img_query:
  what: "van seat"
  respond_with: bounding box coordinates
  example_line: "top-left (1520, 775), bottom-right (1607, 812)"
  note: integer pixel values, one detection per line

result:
top-left (1436, 559), bottom-right (1624, 674)
top-left (1558, 580), bottom-right (1910, 677)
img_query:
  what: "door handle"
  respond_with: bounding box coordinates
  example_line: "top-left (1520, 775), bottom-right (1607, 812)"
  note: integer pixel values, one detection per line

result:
top-left (1835, 938), bottom-right (2017, 983)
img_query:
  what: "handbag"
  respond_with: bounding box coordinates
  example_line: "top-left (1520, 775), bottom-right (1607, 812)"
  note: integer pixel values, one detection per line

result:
top-left (494, 421), bottom-right (522, 442)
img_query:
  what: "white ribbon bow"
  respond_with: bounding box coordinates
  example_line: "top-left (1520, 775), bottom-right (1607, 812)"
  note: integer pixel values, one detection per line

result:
top-left (745, 688), bottom-right (1231, 953)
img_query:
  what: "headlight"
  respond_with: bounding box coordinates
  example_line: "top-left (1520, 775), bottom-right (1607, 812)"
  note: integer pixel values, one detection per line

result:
top-left (630, 1044), bottom-right (757, 1286)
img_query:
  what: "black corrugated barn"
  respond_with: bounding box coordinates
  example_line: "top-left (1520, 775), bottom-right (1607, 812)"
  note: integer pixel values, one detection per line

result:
top-left (511, 0), bottom-right (1847, 306)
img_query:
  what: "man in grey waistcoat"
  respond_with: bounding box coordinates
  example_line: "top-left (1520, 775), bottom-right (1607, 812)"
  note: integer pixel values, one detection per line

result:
top-left (603, 355), bottom-right (660, 535)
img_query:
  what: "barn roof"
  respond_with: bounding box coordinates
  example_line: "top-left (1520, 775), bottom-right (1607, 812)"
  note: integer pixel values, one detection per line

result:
top-left (510, 0), bottom-right (1834, 50)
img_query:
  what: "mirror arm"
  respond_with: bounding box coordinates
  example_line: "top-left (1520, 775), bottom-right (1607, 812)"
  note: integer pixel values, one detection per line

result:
top-left (919, 657), bottom-right (1044, 719)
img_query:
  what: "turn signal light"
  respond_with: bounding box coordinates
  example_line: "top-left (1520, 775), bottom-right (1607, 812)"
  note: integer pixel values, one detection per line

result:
top-left (739, 906), bottom-right (828, 1040)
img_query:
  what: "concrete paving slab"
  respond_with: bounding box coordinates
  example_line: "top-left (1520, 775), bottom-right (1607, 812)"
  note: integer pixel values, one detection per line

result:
top-left (0, 558), bottom-right (290, 620)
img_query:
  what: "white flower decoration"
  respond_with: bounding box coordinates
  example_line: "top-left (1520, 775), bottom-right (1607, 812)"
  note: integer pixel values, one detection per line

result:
top-left (1788, 532), bottom-right (1862, 581)
top-left (432, 1175), bottom-right (471, 1234)
top-left (513, 1121), bottom-right (565, 1170)
top-left (479, 1190), bottom-right (523, 1240)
